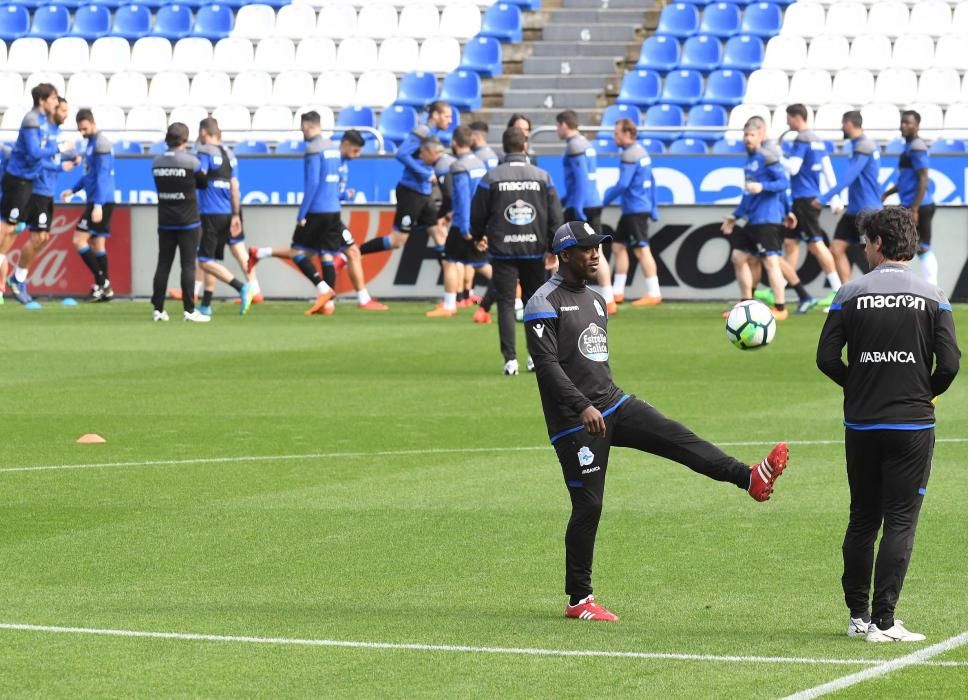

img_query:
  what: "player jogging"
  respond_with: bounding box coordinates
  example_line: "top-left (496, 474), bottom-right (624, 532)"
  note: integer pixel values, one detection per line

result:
top-left (525, 221), bottom-right (790, 622)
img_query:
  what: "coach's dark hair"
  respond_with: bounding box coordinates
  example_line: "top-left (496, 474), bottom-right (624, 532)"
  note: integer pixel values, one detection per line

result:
top-left (555, 110), bottom-right (579, 130)
top-left (300, 110), bottom-right (321, 127)
top-left (506, 112), bottom-right (532, 131)
top-left (469, 121), bottom-right (489, 134)
top-left (843, 110), bottom-right (863, 129)
top-left (451, 124), bottom-right (473, 148)
top-left (786, 103), bottom-right (809, 121)
top-left (901, 109), bottom-right (921, 125)
top-left (199, 117), bottom-right (221, 138)
top-left (30, 83), bottom-right (57, 107)
top-left (75, 108), bottom-right (95, 125)
top-left (503, 127), bottom-right (528, 154)
top-left (426, 100), bottom-right (450, 118)
top-left (165, 122), bottom-right (189, 148)
top-left (857, 206), bottom-right (918, 262)
top-left (615, 117), bottom-right (637, 138)
top-left (341, 129), bottom-right (365, 147)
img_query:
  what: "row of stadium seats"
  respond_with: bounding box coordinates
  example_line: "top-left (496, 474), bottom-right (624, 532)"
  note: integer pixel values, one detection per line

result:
top-left (596, 135), bottom-right (968, 155)
top-left (636, 33), bottom-right (765, 73)
top-left (655, 2), bottom-right (785, 39)
top-left (618, 68), bottom-right (748, 109)
top-left (781, 0), bottom-right (968, 39)
top-left (764, 33), bottom-right (968, 73)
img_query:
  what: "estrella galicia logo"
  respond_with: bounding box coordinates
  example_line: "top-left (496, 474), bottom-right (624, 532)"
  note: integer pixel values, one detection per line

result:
top-left (577, 446), bottom-right (594, 467)
top-left (504, 199), bottom-right (536, 226)
top-left (578, 323), bottom-right (608, 362)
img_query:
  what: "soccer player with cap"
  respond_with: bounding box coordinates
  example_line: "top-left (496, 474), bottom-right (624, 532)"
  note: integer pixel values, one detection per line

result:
top-left (525, 220), bottom-right (790, 621)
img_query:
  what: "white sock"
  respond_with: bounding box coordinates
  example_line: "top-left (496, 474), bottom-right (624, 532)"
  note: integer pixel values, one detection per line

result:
top-left (613, 273), bottom-right (627, 299)
top-left (315, 281), bottom-right (331, 294)
top-left (645, 275), bottom-right (661, 297)
top-left (600, 285), bottom-right (615, 303)
top-left (919, 251), bottom-right (938, 286)
top-left (443, 292), bottom-right (457, 311)
top-left (14, 266), bottom-right (28, 283)
top-left (256, 247), bottom-right (272, 259)
top-left (249, 279), bottom-right (261, 295)
top-left (194, 280), bottom-right (203, 297)
top-left (357, 288), bottom-right (371, 305)
top-left (826, 271), bottom-right (842, 292)
top-left (514, 297), bottom-right (523, 311)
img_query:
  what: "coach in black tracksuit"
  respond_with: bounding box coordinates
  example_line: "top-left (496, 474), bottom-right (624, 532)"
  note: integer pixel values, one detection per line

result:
top-left (817, 207), bottom-right (960, 641)
top-left (472, 127), bottom-right (562, 370)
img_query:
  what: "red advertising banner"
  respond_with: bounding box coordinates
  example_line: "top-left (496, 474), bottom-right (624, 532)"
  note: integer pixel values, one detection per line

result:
top-left (3, 206), bottom-right (131, 296)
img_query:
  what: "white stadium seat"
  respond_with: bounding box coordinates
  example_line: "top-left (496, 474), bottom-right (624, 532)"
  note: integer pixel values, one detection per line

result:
top-left (89, 38), bottom-right (131, 75)
top-left (831, 68), bottom-right (874, 105)
top-left (251, 105), bottom-right (294, 140)
top-left (314, 70), bottom-right (357, 107)
top-left (295, 37), bottom-right (337, 73)
top-left (848, 34), bottom-right (892, 71)
top-left (397, 4), bottom-right (440, 39)
top-left (232, 71), bottom-right (273, 108)
top-left (860, 103), bottom-right (900, 135)
top-left (66, 72), bottom-right (107, 106)
top-left (130, 37), bottom-right (173, 76)
top-left (417, 36), bottom-right (461, 73)
top-left (24, 71), bottom-right (65, 97)
top-left (943, 102), bottom-right (968, 139)
top-left (355, 4), bottom-right (398, 40)
top-left (788, 69), bottom-right (832, 107)
top-left (271, 70), bottom-right (314, 107)
top-left (233, 4), bottom-right (276, 41)
top-left (814, 102), bottom-right (854, 135)
top-left (377, 37), bottom-right (419, 73)
top-left (212, 104), bottom-right (252, 132)
top-left (780, 3), bottom-right (826, 39)
top-left (726, 103), bottom-right (769, 139)
top-left (0, 73), bottom-right (25, 109)
top-left (48, 38), bottom-right (90, 76)
top-left (315, 5), bottom-right (357, 39)
top-left (254, 38), bottom-right (297, 75)
top-left (0, 43), bottom-right (6, 70)
top-left (744, 69), bottom-right (789, 106)
top-left (935, 34), bottom-right (968, 71)
top-left (88, 104), bottom-right (125, 132)
top-left (169, 105), bottom-right (209, 140)
top-left (805, 35), bottom-right (849, 72)
top-left (907, 102), bottom-right (943, 140)
top-left (864, 1), bottom-right (908, 38)
top-left (355, 69), bottom-right (398, 108)
top-left (873, 68), bottom-right (917, 105)
top-left (824, 2), bottom-right (867, 39)
top-left (106, 71), bottom-right (148, 108)
top-left (125, 105), bottom-right (167, 142)
top-left (190, 71), bottom-right (232, 109)
top-left (908, 1), bottom-right (952, 37)
top-left (439, 4), bottom-right (482, 40)
top-left (1, 103), bottom-right (28, 132)
top-left (172, 38), bottom-right (214, 75)
top-left (954, 2), bottom-right (968, 34)
top-left (762, 35), bottom-right (806, 72)
top-left (891, 35), bottom-right (935, 71)
top-left (336, 37), bottom-right (378, 73)
top-left (917, 68), bottom-right (961, 106)
top-left (212, 38), bottom-right (255, 75)
top-left (5, 38), bottom-right (48, 75)
top-left (273, 3), bottom-right (318, 40)
top-left (293, 105), bottom-right (335, 133)
top-left (146, 71), bottom-right (190, 109)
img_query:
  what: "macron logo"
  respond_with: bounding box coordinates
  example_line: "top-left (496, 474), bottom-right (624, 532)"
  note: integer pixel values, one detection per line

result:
top-left (856, 294), bottom-right (925, 311)
top-left (532, 323), bottom-right (545, 338)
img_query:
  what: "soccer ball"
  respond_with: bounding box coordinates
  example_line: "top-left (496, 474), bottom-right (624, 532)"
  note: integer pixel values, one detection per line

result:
top-left (725, 300), bottom-right (776, 350)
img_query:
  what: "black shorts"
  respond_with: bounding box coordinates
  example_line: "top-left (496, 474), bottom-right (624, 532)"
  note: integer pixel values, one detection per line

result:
top-left (734, 223), bottom-right (782, 256)
top-left (915, 204), bottom-right (935, 251)
top-left (787, 198), bottom-right (827, 243)
top-left (77, 202), bottom-right (115, 237)
top-left (292, 212), bottom-right (354, 254)
top-left (394, 185), bottom-right (438, 234)
top-left (24, 193), bottom-right (53, 232)
top-left (613, 213), bottom-right (651, 248)
top-left (444, 226), bottom-right (489, 266)
top-left (1, 173), bottom-right (33, 225)
top-left (834, 214), bottom-right (863, 245)
top-left (198, 214), bottom-right (235, 262)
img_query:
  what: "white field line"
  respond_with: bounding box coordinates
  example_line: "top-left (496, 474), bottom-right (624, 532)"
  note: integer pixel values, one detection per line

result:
top-left (782, 631), bottom-right (968, 699)
top-left (0, 622), bottom-right (966, 668)
top-left (3, 438), bottom-right (968, 476)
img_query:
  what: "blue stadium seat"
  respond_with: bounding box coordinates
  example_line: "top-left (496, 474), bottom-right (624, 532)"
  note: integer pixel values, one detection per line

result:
top-left (722, 34), bottom-right (764, 71)
top-left (460, 36), bottom-right (502, 78)
top-left (655, 3), bottom-right (700, 38)
top-left (153, 4), bottom-right (194, 40)
top-left (0, 5), bottom-right (30, 42)
top-left (740, 2), bottom-right (783, 38)
top-left (192, 4), bottom-right (234, 40)
top-left (883, 137), bottom-right (905, 155)
top-left (233, 139), bottom-right (270, 155)
top-left (275, 139), bottom-right (307, 154)
top-left (112, 4), bottom-right (153, 40)
top-left (29, 5), bottom-right (71, 41)
top-left (71, 5), bottom-right (112, 40)
top-left (639, 138), bottom-right (665, 154)
top-left (699, 2), bottom-right (742, 37)
top-left (396, 71), bottom-right (438, 108)
top-left (440, 70), bottom-right (482, 111)
top-left (642, 104), bottom-right (685, 142)
top-left (599, 104), bottom-right (641, 134)
top-left (680, 35), bottom-right (723, 72)
top-left (617, 69), bottom-right (661, 108)
top-left (635, 35), bottom-right (681, 72)
top-left (669, 138), bottom-right (708, 154)
top-left (930, 138), bottom-right (967, 154)
top-left (504, 0), bottom-right (541, 10)
top-left (703, 69), bottom-right (746, 106)
top-left (684, 104), bottom-right (727, 141)
top-left (378, 104), bottom-right (418, 145)
top-left (480, 3), bottom-right (523, 43)
top-left (593, 137), bottom-right (619, 155)
top-left (711, 138), bottom-right (746, 154)
top-left (114, 140), bottom-right (144, 155)
top-left (336, 106), bottom-right (377, 131)
top-left (86, 1), bottom-right (127, 7)
top-left (148, 141), bottom-right (168, 154)
top-left (660, 70), bottom-right (704, 107)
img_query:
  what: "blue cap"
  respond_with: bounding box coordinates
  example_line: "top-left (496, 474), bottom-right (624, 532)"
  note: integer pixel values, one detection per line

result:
top-left (552, 220), bottom-right (611, 255)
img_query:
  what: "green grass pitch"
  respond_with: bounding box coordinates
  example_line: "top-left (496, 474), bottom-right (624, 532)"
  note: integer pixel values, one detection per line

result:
top-left (1, 300), bottom-right (966, 698)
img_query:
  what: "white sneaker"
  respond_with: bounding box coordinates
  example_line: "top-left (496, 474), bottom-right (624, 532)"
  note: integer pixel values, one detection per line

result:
top-left (152, 310), bottom-right (169, 322)
top-left (526, 355), bottom-right (535, 372)
top-left (848, 616), bottom-right (871, 638)
top-left (503, 359), bottom-right (519, 376)
top-left (184, 310), bottom-right (211, 323)
top-left (866, 620), bottom-right (926, 643)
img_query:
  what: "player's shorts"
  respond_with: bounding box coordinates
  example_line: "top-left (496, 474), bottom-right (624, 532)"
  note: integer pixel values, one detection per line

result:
top-left (291, 212), bottom-right (355, 254)
top-left (24, 193), bottom-right (53, 233)
top-left (834, 214), bottom-right (863, 245)
top-left (77, 202), bottom-right (115, 237)
top-left (787, 198), bottom-right (828, 243)
top-left (613, 213), bottom-right (651, 248)
top-left (394, 184), bottom-right (438, 234)
top-left (444, 226), bottom-right (489, 267)
top-left (198, 214), bottom-right (234, 262)
top-left (1, 173), bottom-right (33, 225)
top-left (744, 224), bottom-right (784, 256)
top-left (915, 203), bottom-right (935, 252)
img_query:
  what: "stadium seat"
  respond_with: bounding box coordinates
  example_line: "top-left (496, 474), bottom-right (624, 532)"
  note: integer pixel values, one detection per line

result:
top-left (398, 3), bottom-right (441, 40)
top-left (813, 102), bottom-right (853, 134)
top-left (189, 70), bottom-right (231, 108)
top-left (722, 35), bottom-right (763, 71)
top-left (831, 68), bottom-right (874, 105)
top-left (418, 36), bottom-right (461, 73)
top-left (106, 71), bottom-right (149, 108)
top-left (336, 37), bottom-right (378, 73)
top-left (0, 73), bottom-right (25, 109)
top-left (593, 137), bottom-right (618, 155)
top-left (48, 38), bottom-right (91, 75)
top-left (193, 3), bottom-right (235, 41)
top-left (698, 3), bottom-right (741, 38)
top-left (635, 35), bottom-right (681, 72)
top-left (356, 3), bottom-right (399, 40)
top-left (788, 69), bottom-right (832, 107)
top-left (154, 4), bottom-right (194, 40)
top-left (617, 70), bottom-right (661, 108)
top-left (641, 104), bottom-right (684, 142)
top-left (727, 103), bottom-right (770, 138)
top-left (169, 105), bottom-right (208, 136)
top-left (251, 104), bottom-right (294, 140)
top-left (908, 102), bottom-right (943, 140)
top-left (113, 140), bottom-right (144, 155)
top-left (5, 38), bottom-right (48, 75)
top-left (929, 137), bottom-right (966, 154)
top-left (803, 34), bottom-right (848, 72)
top-left (440, 69), bottom-right (481, 111)
top-left (293, 104), bottom-right (335, 133)
top-left (255, 37), bottom-right (297, 75)
top-left (669, 138), bottom-right (707, 154)
top-left (146, 71), bottom-right (190, 109)
top-left (741, 2), bottom-right (783, 38)
top-left (29, 4), bottom-right (70, 42)
top-left (113, 5), bottom-right (153, 41)
top-left (66, 71), bottom-right (107, 106)
top-left (866, 1), bottom-right (909, 39)
top-left (599, 103), bottom-right (641, 135)
top-left (779, 2), bottom-right (825, 39)
top-left (171, 38), bottom-right (214, 74)
top-left (231, 70), bottom-right (273, 108)
top-left (396, 70), bottom-right (437, 107)
top-left (23, 70), bottom-right (64, 100)
top-left (296, 36), bottom-right (338, 73)
top-left (873, 68), bottom-right (917, 106)
top-left (355, 69), bottom-right (398, 108)
top-left (918, 68), bottom-right (962, 107)
top-left (655, 3), bottom-right (699, 39)
top-left (848, 34), bottom-right (892, 71)
top-left (891, 34), bottom-right (935, 72)
top-left (909, 0), bottom-right (950, 37)
top-left (743, 69), bottom-right (788, 106)
top-left (336, 106), bottom-right (376, 134)
top-left (233, 139), bottom-right (270, 154)
top-left (87, 105), bottom-right (125, 133)
top-left (639, 138), bottom-right (665, 154)
top-left (943, 102), bottom-right (968, 139)
top-left (130, 37), bottom-right (173, 75)
top-left (460, 36), bottom-right (502, 78)
top-left (439, 4), bottom-right (482, 40)
top-left (883, 137), bottom-right (905, 155)
top-left (711, 137), bottom-right (746, 154)
top-left (684, 103), bottom-right (727, 141)
top-left (232, 4), bottom-right (275, 40)
top-left (148, 141), bottom-right (168, 155)
top-left (274, 139), bottom-right (306, 154)
top-left (212, 36), bottom-right (254, 73)
top-left (272, 3), bottom-right (316, 40)
top-left (212, 103), bottom-right (251, 137)
top-left (71, 5), bottom-right (112, 40)
top-left (860, 102), bottom-right (899, 135)
top-left (935, 34), bottom-right (968, 71)
top-left (379, 103), bottom-right (417, 145)
top-left (313, 70), bottom-right (356, 107)
top-left (824, 2), bottom-right (868, 38)
top-left (125, 105), bottom-right (167, 141)
top-left (704, 68), bottom-right (746, 106)
top-left (0, 5), bottom-right (29, 42)
top-left (89, 37), bottom-right (131, 74)
top-left (315, 4), bottom-right (357, 40)
top-left (954, 1), bottom-right (968, 34)
top-left (270, 70), bottom-right (313, 107)
top-left (680, 35), bottom-right (723, 72)
top-left (762, 35), bottom-right (805, 71)
top-left (660, 70), bottom-right (703, 107)
top-left (480, 3), bottom-right (523, 43)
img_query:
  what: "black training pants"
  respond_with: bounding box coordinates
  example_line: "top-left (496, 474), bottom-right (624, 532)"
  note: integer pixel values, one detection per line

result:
top-left (493, 258), bottom-right (546, 361)
top-left (152, 228), bottom-right (200, 313)
top-left (552, 396), bottom-right (752, 597)
top-left (842, 428), bottom-right (934, 628)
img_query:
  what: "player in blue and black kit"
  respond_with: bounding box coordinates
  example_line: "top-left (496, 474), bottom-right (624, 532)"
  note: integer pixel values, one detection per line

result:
top-left (818, 110), bottom-right (883, 284)
top-left (469, 121), bottom-right (500, 171)
top-left (881, 110), bottom-right (937, 286)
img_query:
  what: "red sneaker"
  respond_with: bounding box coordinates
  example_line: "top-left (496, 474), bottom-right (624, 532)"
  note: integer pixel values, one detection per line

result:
top-left (468, 293), bottom-right (483, 304)
top-left (305, 289), bottom-right (335, 315)
top-left (473, 307), bottom-right (491, 324)
top-left (246, 247), bottom-right (260, 275)
top-left (358, 299), bottom-right (388, 311)
top-left (748, 442), bottom-right (789, 502)
top-left (565, 595), bottom-right (619, 622)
